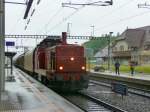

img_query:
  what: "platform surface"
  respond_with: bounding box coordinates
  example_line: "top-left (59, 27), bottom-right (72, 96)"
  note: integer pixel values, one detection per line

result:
top-left (91, 70), bottom-right (150, 86)
top-left (93, 70), bottom-right (150, 80)
top-left (0, 68), bottom-right (83, 112)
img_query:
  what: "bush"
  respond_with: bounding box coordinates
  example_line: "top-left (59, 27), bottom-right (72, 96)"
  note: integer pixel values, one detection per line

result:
top-left (94, 66), bottom-right (105, 72)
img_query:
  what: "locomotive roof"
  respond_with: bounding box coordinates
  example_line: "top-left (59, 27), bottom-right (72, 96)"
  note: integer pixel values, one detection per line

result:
top-left (43, 36), bottom-right (61, 42)
top-left (46, 35), bottom-right (61, 39)
top-left (37, 36), bottom-right (62, 47)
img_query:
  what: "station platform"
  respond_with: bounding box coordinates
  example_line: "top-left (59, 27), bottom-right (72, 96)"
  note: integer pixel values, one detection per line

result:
top-left (0, 68), bottom-right (83, 112)
top-left (90, 70), bottom-right (150, 86)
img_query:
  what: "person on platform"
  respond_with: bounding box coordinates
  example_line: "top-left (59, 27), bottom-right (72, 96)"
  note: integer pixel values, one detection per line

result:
top-left (130, 61), bottom-right (135, 75)
top-left (114, 61), bottom-right (120, 75)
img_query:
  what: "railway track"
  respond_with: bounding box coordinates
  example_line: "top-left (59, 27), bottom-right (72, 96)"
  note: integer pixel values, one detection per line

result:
top-left (17, 68), bottom-right (150, 112)
top-left (60, 92), bottom-right (126, 112)
top-left (90, 80), bottom-right (150, 99)
top-left (18, 68), bottom-right (126, 112)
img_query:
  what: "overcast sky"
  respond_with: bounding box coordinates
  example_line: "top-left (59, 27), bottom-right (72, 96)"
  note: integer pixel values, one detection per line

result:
top-left (5, 0), bottom-right (150, 50)
top-left (5, 0), bottom-right (150, 36)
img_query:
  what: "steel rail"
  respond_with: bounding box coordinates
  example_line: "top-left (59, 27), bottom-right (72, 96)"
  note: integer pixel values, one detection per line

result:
top-left (90, 80), bottom-right (150, 99)
top-left (79, 92), bottom-right (127, 112)
top-left (61, 92), bottom-right (127, 112)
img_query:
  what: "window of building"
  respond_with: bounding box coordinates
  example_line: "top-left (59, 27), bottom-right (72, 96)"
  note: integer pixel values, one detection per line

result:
top-left (144, 45), bottom-right (150, 50)
top-left (120, 45), bottom-right (124, 51)
top-left (113, 47), bottom-right (117, 51)
top-left (128, 46), bottom-right (130, 50)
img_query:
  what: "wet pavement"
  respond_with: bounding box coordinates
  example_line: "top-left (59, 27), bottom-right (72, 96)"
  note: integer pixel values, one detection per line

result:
top-left (0, 68), bottom-right (83, 112)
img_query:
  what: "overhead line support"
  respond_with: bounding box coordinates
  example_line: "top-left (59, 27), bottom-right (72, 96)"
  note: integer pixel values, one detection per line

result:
top-left (5, 1), bottom-right (26, 5)
top-left (5, 35), bottom-right (110, 40)
top-left (138, 3), bottom-right (150, 9)
top-left (62, 0), bottom-right (113, 8)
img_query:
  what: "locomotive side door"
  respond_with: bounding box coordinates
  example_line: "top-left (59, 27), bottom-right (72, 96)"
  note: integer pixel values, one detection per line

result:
top-left (50, 52), bottom-right (56, 71)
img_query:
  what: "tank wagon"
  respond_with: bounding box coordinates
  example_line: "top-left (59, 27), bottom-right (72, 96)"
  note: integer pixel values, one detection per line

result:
top-left (15, 32), bottom-right (89, 91)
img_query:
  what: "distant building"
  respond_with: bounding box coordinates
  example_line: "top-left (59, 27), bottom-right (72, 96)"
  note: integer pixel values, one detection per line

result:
top-left (84, 48), bottom-right (94, 58)
top-left (94, 46), bottom-right (108, 64)
top-left (112, 26), bottom-right (150, 65)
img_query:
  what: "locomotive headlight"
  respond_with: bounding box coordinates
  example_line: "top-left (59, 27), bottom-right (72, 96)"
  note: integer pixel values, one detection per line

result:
top-left (70, 57), bottom-right (74, 61)
top-left (81, 66), bottom-right (85, 70)
top-left (59, 66), bottom-right (63, 70)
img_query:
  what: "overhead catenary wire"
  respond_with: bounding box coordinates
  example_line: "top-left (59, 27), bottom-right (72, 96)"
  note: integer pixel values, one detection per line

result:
top-left (23, 0), bottom-right (44, 30)
top-left (7, 0), bottom-right (150, 38)
top-left (45, 0), bottom-right (135, 35)
top-left (6, 0), bottom-right (28, 53)
top-left (48, 9), bottom-right (83, 32)
top-left (93, 0), bottom-right (135, 22)
top-left (95, 10), bottom-right (150, 33)
top-left (42, 7), bottom-right (64, 34)
top-left (43, 0), bottom-right (104, 33)
top-left (84, 0), bottom-right (135, 35)
top-left (22, 0), bottom-right (117, 35)
top-left (46, 5), bottom-right (85, 34)
top-left (25, 0), bottom-right (60, 34)
top-left (9, 7), bottom-right (25, 34)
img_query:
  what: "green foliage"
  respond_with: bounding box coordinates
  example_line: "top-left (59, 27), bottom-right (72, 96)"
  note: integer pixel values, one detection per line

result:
top-left (116, 65), bottom-right (130, 72)
top-left (83, 37), bottom-right (108, 54)
top-left (90, 63), bottom-right (150, 74)
top-left (134, 65), bottom-right (150, 74)
top-left (83, 36), bottom-right (117, 54)
top-left (113, 65), bottom-right (150, 74)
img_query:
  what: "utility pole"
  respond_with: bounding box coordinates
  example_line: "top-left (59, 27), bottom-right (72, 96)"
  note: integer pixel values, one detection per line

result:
top-left (91, 25), bottom-right (95, 36)
top-left (67, 23), bottom-right (71, 36)
top-left (0, 0), bottom-right (5, 99)
top-left (108, 32), bottom-right (113, 72)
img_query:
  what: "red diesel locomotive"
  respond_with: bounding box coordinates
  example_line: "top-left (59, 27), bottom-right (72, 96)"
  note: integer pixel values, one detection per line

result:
top-left (15, 32), bottom-right (89, 91)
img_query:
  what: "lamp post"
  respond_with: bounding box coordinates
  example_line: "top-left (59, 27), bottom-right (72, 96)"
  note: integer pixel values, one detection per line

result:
top-left (108, 32), bottom-right (113, 72)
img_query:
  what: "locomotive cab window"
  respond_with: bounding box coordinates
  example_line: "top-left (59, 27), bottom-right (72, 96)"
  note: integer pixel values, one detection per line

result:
top-left (50, 52), bottom-right (56, 70)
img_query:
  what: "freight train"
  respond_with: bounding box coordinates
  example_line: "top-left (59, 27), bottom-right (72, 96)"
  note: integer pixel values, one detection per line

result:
top-left (15, 32), bottom-right (89, 91)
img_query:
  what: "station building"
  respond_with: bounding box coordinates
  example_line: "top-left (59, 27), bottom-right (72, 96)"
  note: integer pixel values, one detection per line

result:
top-left (112, 25), bottom-right (150, 65)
